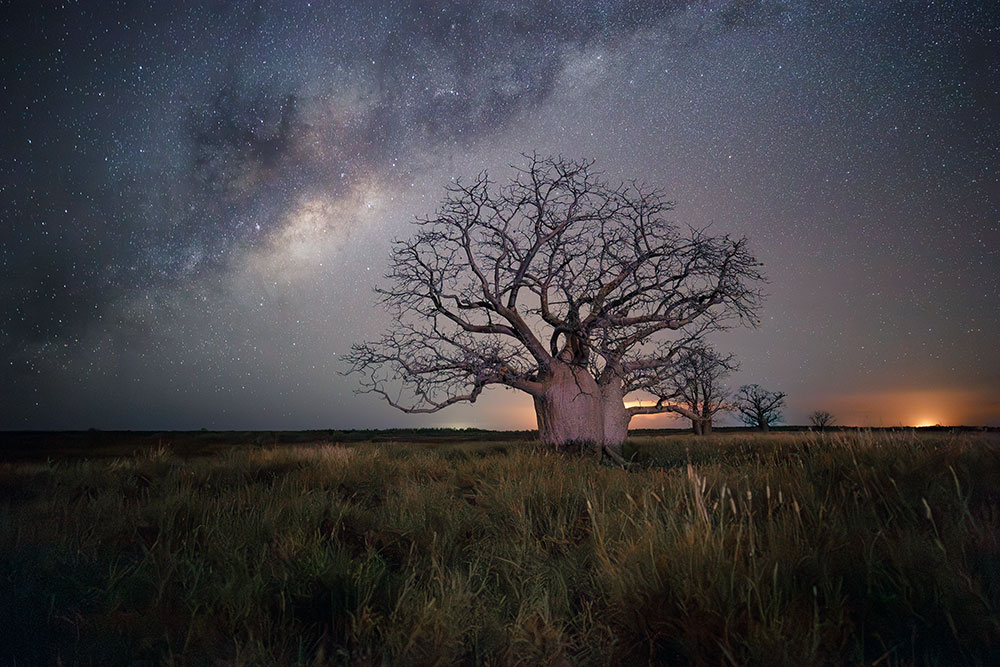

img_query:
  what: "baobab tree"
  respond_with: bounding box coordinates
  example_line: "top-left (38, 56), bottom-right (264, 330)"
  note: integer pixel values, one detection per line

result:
top-left (664, 346), bottom-right (738, 435)
top-left (736, 384), bottom-right (786, 432)
top-left (346, 156), bottom-right (764, 459)
top-left (809, 410), bottom-right (835, 430)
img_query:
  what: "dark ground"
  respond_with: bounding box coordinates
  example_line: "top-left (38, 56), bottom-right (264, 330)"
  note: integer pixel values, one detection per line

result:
top-left (1, 425), bottom-right (994, 462)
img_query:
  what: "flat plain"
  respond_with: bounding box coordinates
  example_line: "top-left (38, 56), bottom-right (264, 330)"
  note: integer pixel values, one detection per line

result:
top-left (2, 430), bottom-right (998, 665)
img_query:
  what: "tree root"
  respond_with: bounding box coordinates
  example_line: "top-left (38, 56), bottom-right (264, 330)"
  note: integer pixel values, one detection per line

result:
top-left (601, 444), bottom-right (628, 467)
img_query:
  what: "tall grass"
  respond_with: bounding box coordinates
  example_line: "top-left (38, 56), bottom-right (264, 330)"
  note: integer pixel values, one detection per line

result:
top-left (1, 431), bottom-right (997, 665)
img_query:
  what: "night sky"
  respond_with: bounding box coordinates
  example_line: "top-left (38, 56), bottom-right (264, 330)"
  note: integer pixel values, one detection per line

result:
top-left (3, 0), bottom-right (998, 430)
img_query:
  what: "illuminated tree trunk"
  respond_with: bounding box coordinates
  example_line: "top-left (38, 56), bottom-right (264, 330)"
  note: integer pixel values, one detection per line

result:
top-left (601, 378), bottom-right (630, 459)
top-left (533, 362), bottom-right (629, 459)
top-left (534, 362), bottom-right (603, 452)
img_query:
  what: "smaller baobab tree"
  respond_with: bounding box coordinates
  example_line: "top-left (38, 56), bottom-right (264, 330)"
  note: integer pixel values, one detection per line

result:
top-left (736, 384), bottom-right (786, 432)
top-left (662, 346), bottom-right (737, 435)
top-left (809, 410), bottom-right (835, 431)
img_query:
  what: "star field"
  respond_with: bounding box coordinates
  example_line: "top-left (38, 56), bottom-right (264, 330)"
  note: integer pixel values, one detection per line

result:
top-left (2, 0), bottom-right (998, 429)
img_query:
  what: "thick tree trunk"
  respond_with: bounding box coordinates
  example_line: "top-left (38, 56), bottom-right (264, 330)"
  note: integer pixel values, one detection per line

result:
top-left (691, 418), bottom-right (713, 435)
top-left (600, 380), bottom-right (629, 460)
top-left (533, 362), bottom-right (629, 458)
top-left (534, 362), bottom-right (603, 453)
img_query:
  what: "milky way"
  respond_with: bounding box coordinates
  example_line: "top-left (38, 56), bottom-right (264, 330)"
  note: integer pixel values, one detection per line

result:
top-left (2, 0), bottom-right (998, 429)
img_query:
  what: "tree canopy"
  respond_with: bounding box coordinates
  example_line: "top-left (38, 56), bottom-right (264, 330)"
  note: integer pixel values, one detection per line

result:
top-left (347, 156), bottom-right (765, 453)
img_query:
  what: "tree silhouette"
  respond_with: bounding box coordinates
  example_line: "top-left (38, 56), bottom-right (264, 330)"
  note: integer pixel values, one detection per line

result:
top-left (809, 410), bottom-right (835, 430)
top-left (347, 156), bottom-right (764, 459)
top-left (664, 346), bottom-right (738, 435)
top-left (736, 384), bottom-right (786, 432)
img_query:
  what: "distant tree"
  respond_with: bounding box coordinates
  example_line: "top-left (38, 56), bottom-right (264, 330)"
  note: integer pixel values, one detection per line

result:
top-left (346, 155), bottom-right (765, 460)
top-left (809, 410), bottom-right (835, 430)
top-left (736, 384), bottom-right (786, 431)
top-left (666, 346), bottom-right (738, 435)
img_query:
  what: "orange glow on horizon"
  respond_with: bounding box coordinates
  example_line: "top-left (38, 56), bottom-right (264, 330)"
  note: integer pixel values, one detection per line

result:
top-left (433, 385), bottom-right (999, 430)
top-left (815, 387), bottom-right (998, 428)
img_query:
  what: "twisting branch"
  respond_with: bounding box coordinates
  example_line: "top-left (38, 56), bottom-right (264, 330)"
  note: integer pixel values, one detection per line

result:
top-left (736, 384), bottom-right (786, 430)
top-left (345, 155), bottom-right (765, 417)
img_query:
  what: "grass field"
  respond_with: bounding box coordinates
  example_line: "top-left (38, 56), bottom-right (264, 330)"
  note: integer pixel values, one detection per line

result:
top-left (2, 431), bottom-right (998, 665)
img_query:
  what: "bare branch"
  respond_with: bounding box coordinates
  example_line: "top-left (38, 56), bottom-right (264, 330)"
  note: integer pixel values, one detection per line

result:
top-left (345, 155), bottom-right (766, 420)
top-left (736, 384), bottom-right (787, 431)
top-left (627, 401), bottom-right (700, 421)
top-left (809, 410), bottom-right (835, 429)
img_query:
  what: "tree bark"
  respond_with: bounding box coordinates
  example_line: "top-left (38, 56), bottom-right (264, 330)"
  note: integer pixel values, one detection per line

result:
top-left (533, 361), bottom-right (629, 459)
top-left (691, 419), bottom-right (702, 435)
top-left (534, 362), bottom-right (604, 453)
top-left (600, 379), bottom-right (630, 460)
